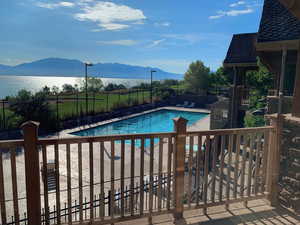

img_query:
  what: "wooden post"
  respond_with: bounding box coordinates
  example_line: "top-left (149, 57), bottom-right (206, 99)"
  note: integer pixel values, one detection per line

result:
top-left (266, 116), bottom-right (282, 206)
top-left (230, 67), bottom-right (238, 128)
top-left (173, 117), bottom-right (187, 224)
top-left (278, 48), bottom-right (287, 115)
top-left (21, 121), bottom-right (41, 225)
top-left (292, 42), bottom-right (300, 117)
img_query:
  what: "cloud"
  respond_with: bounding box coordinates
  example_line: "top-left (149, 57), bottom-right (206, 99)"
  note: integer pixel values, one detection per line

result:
top-left (96, 40), bottom-right (138, 46)
top-left (230, 1), bottom-right (246, 7)
top-left (209, 8), bottom-right (253, 19)
top-left (36, 1), bottom-right (75, 9)
top-left (162, 34), bottom-right (201, 44)
top-left (154, 22), bottom-right (171, 27)
top-left (147, 39), bottom-right (166, 48)
top-left (74, 1), bottom-right (146, 31)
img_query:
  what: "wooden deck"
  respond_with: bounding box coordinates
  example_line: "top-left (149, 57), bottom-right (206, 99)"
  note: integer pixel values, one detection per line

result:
top-left (118, 200), bottom-right (300, 225)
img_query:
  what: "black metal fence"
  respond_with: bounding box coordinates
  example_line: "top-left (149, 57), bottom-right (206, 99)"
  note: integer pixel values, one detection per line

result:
top-left (0, 89), bottom-right (154, 132)
top-left (6, 175), bottom-right (172, 225)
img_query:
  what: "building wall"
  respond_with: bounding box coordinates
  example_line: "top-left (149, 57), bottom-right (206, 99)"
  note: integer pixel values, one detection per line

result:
top-left (279, 118), bottom-right (300, 211)
top-left (267, 96), bottom-right (293, 114)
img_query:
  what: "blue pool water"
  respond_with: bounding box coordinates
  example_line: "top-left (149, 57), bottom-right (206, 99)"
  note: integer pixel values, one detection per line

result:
top-left (72, 109), bottom-right (208, 137)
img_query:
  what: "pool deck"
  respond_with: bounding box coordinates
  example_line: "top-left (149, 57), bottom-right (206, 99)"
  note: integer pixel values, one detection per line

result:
top-left (56, 106), bottom-right (210, 138)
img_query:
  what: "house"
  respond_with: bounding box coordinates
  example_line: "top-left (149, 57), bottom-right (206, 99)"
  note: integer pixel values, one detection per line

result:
top-left (222, 0), bottom-right (300, 211)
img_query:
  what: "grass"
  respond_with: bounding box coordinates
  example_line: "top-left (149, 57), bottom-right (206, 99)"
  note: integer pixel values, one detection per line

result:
top-left (54, 90), bottom-right (151, 120)
top-left (0, 90), bottom-right (152, 129)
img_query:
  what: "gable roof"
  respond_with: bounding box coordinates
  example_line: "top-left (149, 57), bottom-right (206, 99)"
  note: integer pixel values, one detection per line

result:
top-left (223, 33), bottom-right (258, 67)
top-left (257, 0), bottom-right (300, 43)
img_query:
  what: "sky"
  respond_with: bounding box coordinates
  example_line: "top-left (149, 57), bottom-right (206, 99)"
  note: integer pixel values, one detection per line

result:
top-left (0, 0), bottom-right (263, 74)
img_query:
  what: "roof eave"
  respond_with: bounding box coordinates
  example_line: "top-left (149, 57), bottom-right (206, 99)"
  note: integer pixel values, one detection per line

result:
top-left (256, 39), bottom-right (300, 51)
top-left (223, 62), bottom-right (258, 68)
top-left (279, 0), bottom-right (300, 20)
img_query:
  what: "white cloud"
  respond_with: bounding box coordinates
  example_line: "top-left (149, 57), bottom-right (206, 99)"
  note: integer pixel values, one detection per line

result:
top-left (96, 40), bottom-right (138, 46)
top-left (36, 1), bottom-right (75, 9)
top-left (74, 1), bottom-right (146, 31)
top-left (162, 34), bottom-right (201, 44)
top-left (209, 8), bottom-right (253, 19)
top-left (147, 39), bottom-right (166, 48)
top-left (154, 22), bottom-right (171, 27)
top-left (59, 2), bottom-right (75, 7)
top-left (100, 23), bottom-right (130, 31)
top-left (230, 1), bottom-right (246, 7)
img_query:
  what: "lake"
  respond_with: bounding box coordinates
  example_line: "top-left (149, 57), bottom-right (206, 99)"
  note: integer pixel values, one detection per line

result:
top-left (0, 75), bottom-right (150, 98)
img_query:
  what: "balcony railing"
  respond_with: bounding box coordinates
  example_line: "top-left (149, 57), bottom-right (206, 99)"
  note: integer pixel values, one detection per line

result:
top-left (0, 119), bottom-right (278, 225)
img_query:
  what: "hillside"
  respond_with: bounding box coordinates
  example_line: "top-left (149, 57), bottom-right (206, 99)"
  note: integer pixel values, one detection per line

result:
top-left (0, 58), bottom-right (183, 80)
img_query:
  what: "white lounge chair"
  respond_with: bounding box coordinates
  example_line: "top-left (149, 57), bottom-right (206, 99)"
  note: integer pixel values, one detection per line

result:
top-left (187, 102), bottom-right (195, 108)
top-left (182, 101), bottom-right (189, 107)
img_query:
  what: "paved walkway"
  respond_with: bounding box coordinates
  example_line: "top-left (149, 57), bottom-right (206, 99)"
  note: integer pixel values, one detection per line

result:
top-left (117, 200), bottom-right (300, 225)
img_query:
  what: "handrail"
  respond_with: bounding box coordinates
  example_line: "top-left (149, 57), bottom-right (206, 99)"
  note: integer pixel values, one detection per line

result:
top-left (37, 132), bottom-right (176, 145)
top-left (0, 126), bottom-right (275, 147)
top-left (0, 139), bottom-right (24, 148)
top-left (186, 126), bottom-right (275, 136)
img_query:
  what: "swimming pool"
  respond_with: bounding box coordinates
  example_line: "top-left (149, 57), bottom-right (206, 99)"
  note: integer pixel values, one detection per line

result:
top-left (72, 109), bottom-right (208, 137)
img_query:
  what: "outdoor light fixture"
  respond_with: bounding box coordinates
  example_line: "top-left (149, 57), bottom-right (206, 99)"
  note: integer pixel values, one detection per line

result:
top-left (150, 70), bottom-right (156, 104)
top-left (85, 62), bottom-right (93, 116)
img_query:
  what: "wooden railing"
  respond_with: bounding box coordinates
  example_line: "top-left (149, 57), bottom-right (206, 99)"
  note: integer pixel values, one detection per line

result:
top-left (0, 119), bottom-right (278, 225)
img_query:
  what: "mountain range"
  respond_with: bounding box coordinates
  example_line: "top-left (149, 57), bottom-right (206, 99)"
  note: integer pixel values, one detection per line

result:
top-left (0, 58), bottom-right (183, 80)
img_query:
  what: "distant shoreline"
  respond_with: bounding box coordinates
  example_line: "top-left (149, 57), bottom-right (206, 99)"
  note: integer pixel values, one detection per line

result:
top-left (0, 74), bottom-right (152, 80)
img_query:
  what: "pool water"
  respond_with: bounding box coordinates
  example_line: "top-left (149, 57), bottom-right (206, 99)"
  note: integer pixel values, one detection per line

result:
top-left (72, 109), bottom-right (208, 137)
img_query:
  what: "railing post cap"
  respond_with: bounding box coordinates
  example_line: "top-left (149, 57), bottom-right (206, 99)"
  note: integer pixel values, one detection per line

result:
top-left (20, 121), bottom-right (40, 129)
top-left (172, 117), bottom-right (188, 124)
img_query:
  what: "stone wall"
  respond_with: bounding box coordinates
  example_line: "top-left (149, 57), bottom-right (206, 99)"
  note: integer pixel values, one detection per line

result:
top-left (279, 116), bottom-right (300, 212)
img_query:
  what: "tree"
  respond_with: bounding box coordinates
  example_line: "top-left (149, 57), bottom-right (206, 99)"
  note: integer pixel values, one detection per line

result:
top-left (41, 86), bottom-right (51, 95)
top-left (104, 83), bottom-right (126, 91)
top-left (209, 67), bottom-right (230, 89)
top-left (51, 86), bottom-right (60, 94)
top-left (246, 59), bottom-right (273, 95)
top-left (78, 77), bottom-right (103, 92)
top-left (8, 90), bottom-right (56, 130)
top-left (62, 84), bottom-right (76, 93)
top-left (184, 60), bottom-right (210, 93)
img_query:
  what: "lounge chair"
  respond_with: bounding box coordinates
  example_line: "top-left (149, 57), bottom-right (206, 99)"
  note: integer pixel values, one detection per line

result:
top-left (187, 102), bottom-right (195, 108)
top-left (182, 101), bottom-right (189, 107)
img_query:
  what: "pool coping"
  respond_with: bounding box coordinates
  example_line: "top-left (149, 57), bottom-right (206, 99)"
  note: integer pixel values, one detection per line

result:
top-left (54, 106), bottom-right (210, 138)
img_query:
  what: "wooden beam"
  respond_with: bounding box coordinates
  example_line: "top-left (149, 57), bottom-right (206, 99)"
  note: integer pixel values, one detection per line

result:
top-left (278, 48), bottom-right (288, 114)
top-left (256, 39), bottom-right (299, 51)
top-left (292, 42), bottom-right (300, 117)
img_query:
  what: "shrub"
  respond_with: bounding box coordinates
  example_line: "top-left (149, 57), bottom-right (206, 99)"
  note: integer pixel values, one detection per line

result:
top-left (8, 90), bottom-right (57, 130)
top-left (244, 114), bottom-right (265, 128)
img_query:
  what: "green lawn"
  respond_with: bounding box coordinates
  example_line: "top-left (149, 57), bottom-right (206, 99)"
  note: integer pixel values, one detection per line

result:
top-left (53, 90), bottom-right (151, 120)
top-left (0, 90), bottom-right (152, 129)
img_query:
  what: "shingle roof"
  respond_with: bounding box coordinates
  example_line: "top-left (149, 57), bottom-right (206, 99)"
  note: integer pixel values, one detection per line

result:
top-left (223, 33), bottom-right (258, 66)
top-left (257, 0), bottom-right (300, 43)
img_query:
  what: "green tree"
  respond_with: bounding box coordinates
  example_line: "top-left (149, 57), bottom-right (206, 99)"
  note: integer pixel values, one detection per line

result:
top-left (104, 83), bottom-right (126, 91)
top-left (209, 67), bottom-right (230, 88)
top-left (79, 77), bottom-right (103, 92)
top-left (62, 84), bottom-right (76, 93)
top-left (184, 60), bottom-right (210, 93)
top-left (244, 114), bottom-right (265, 127)
top-left (8, 90), bottom-right (56, 130)
top-left (51, 86), bottom-right (60, 94)
top-left (246, 59), bottom-right (273, 95)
